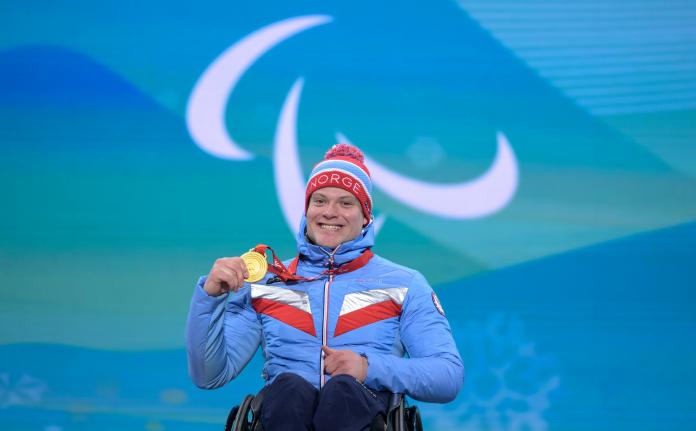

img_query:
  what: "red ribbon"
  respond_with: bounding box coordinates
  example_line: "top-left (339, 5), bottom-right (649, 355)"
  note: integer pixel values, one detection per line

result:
top-left (253, 244), bottom-right (373, 282)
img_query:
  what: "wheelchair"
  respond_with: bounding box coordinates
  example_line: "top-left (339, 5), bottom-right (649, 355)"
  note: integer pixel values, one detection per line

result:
top-left (224, 387), bottom-right (423, 431)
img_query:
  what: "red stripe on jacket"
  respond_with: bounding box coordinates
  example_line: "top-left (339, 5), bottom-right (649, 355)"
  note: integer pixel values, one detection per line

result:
top-left (252, 298), bottom-right (316, 337)
top-left (334, 300), bottom-right (402, 337)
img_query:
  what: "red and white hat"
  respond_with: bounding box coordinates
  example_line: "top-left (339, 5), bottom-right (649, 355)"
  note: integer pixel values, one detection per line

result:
top-left (305, 144), bottom-right (373, 221)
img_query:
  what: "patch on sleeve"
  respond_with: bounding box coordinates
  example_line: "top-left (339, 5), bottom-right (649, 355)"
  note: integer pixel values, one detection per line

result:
top-left (431, 291), bottom-right (445, 316)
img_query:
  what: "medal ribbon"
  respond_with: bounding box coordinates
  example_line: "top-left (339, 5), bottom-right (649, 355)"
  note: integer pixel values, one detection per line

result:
top-left (253, 244), bottom-right (373, 282)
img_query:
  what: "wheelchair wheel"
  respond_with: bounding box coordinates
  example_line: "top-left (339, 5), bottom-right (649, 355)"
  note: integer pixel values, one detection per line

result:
top-left (229, 395), bottom-right (255, 431)
top-left (224, 405), bottom-right (239, 431)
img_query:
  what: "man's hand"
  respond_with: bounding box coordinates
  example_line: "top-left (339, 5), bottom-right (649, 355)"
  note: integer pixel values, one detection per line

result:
top-left (203, 257), bottom-right (249, 297)
top-left (322, 346), bottom-right (368, 382)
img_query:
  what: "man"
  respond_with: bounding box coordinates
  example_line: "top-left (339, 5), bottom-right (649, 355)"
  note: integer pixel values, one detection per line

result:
top-left (186, 144), bottom-right (464, 431)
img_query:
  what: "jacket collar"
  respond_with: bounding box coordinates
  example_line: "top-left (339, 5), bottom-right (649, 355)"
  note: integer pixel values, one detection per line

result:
top-left (295, 215), bottom-right (375, 267)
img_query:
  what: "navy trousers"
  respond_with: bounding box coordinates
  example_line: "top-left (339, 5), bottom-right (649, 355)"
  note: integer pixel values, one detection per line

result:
top-left (260, 372), bottom-right (391, 431)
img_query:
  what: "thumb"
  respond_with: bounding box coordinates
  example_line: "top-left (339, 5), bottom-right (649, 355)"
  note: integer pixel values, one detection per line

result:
top-left (321, 345), bottom-right (335, 356)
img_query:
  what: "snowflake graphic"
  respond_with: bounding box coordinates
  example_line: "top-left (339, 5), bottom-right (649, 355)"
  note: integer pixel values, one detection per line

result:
top-left (424, 313), bottom-right (560, 431)
top-left (0, 372), bottom-right (48, 408)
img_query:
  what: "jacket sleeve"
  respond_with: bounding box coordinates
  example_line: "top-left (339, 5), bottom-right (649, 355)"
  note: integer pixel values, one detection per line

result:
top-left (185, 276), bottom-right (262, 389)
top-left (363, 272), bottom-right (464, 402)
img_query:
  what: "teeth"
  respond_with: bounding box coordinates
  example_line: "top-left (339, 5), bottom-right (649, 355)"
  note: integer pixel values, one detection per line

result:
top-left (320, 224), bottom-right (341, 231)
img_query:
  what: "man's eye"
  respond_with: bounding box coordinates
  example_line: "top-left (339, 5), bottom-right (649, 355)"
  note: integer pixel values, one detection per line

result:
top-left (341, 201), bottom-right (354, 207)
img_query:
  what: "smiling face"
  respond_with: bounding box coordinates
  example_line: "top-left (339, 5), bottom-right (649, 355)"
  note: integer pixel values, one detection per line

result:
top-left (305, 187), bottom-right (368, 249)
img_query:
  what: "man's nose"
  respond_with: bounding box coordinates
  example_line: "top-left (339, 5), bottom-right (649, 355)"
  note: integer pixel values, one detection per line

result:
top-left (321, 202), bottom-right (339, 217)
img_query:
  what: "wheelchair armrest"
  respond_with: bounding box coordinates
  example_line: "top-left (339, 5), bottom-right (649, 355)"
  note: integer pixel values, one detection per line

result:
top-left (387, 392), bottom-right (404, 413)
top-left (383, 393), bottom-right (423, 431)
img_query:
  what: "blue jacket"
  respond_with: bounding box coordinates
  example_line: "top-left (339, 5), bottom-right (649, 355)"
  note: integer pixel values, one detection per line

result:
top-left (186, 217), bottom-right (464, 402)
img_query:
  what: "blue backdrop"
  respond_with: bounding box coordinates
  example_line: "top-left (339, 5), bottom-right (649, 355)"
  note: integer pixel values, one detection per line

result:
top-left (2, 1), bottom-right (695, 430)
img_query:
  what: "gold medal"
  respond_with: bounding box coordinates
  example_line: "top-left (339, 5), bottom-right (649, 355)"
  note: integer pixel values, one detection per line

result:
top-left (241, 250), bottom-right (268, 283)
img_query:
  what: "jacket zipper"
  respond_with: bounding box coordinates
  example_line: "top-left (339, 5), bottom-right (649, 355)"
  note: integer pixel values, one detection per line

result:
top-left (320, 253), bottom-right (335, 388)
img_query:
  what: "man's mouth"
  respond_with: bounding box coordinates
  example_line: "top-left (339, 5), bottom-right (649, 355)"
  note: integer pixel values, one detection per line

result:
top-left (318, 223), bottom-right (342, 232)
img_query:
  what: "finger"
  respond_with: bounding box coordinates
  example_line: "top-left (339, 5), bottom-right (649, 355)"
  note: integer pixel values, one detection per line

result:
top-left (331, 362), bottom-right (353, 377)
top-left (323, 356), bottom-right (336, 375)
top-left (220, 259), bottom-right (244, 281)
top-left (333, 352), bottom-right (358, 375)
top-left (217, 266), bottom-right (243, 291)
top-left (224, 259), bottom-right (249, 286)
top-left (238, 260), bottom-right (250, 279)
top-left (209, 266), bottom-right (229, 289)
top-left (322, 345), bottom-right (336, 356)
top-left (234, 267), bottom-right (245, 289)
top-left (226, 258), bottom-right (250, 279)
top-left (324, 363), bottom-right (334, 375)
top-left (205, 277), bottom-right (228, 296)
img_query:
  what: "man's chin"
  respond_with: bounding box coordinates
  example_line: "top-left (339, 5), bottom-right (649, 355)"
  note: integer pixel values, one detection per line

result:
top-left (317, 239), bottom-right (340, 249)
top-left (314, 234), bottom-right (343, 249)
top-left (307, 229), bottom-right (340, 248)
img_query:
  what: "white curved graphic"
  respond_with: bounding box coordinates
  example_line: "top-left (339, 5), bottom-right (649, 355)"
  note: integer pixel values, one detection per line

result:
top-left (274, 78), bottom-right (307, 233)
top-left (337, 132), bottom-right (519, 219)
top-left (186, 15), bottom-right (332, 160)
top-left (373, 213), bottom-right (387, 233)
top-left (274, 80), bottom-right (391, 235)
top-left (189, 15), bottom-right (520, 234)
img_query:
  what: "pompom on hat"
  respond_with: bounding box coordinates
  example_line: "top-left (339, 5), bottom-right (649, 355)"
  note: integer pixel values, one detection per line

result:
top-left (305, 143), bottom-right (373, 222)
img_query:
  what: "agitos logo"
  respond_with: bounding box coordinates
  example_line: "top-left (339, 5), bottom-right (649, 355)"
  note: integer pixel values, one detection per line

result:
top-left (186, 15), bottom-right (519, 234)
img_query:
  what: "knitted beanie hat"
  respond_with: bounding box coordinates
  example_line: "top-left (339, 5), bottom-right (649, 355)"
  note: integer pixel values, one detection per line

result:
top-left (305, 144), bottom-right (373, 222)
